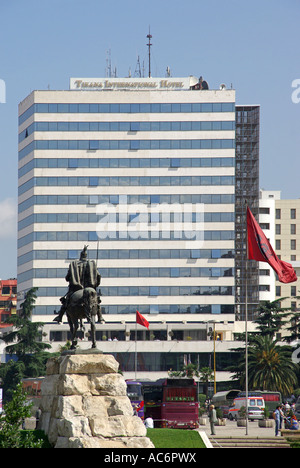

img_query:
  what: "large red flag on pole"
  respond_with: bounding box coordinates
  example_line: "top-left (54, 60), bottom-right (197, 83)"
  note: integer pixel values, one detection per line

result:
top-left (247, 206), bottom-right (297, 283)
top-left (136, 310), bottom-right (149, 329)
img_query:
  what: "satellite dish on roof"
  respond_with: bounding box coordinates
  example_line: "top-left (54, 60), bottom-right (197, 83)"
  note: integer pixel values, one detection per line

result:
top-left (219, 83), bottom-right (226, 90)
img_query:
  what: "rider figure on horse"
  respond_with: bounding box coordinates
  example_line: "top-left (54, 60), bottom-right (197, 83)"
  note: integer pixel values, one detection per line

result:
top-left (53, 245), bottom-right (101, 324)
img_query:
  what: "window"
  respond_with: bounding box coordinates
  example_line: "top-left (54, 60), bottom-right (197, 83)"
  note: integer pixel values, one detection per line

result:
top-left (68, 159), bottom-right (78, 168)
top-left (130, 122), bottom-right (140, 132)
top-left (171, 158), bottom-right (180, 168)
top-left (89, 140), bottom-right (99, 150)
top-left (291, 209), bottom-right (296, 219)
top-left (89, 177), bottom-right (98, 186)
top-left (291, 224), bottom-right (296, 235)
top-left (150, 304), bottom-right (159, 314)
top-left (149, 287), bottom-right (159, 296)
top-left (211, 305), bottom-right (221, 314)
top-left (291, 239), bottom-right (296, 250)
top-left (276, 224), bottom-right (281, 235)
top-left (275, 209), bottom-right (281, 219)
top-left (130, 140), bottom-right (140, 150)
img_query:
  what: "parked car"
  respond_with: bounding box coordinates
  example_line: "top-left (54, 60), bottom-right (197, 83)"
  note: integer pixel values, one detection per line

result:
top-left (228, 396), bottom-right (265, 421)
top-left (248, 406), bottom-right (264, 421)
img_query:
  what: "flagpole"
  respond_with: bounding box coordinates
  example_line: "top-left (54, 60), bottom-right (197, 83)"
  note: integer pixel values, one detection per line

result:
top-left (135, 318), bottom-right (137, 380)
top-left (245, 201), bottom-right (249, 436)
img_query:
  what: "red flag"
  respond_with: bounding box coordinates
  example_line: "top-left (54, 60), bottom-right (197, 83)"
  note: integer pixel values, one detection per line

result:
top-left (136, 310), bottom-right (149, 329)
top-left (247, 206), bottom-right (297, 283)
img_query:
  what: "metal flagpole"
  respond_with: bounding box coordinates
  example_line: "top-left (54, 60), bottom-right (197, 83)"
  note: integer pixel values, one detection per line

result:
top-left (245, 201), bottom-right (249, 436)
top-left (135, 319), bottom-right (137, 380)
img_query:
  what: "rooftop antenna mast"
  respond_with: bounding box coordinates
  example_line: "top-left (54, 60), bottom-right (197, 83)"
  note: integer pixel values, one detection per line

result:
top-left (106, 49), bottom-right (112, 78)
top-left (134, 55), bottom-right (142, 78)
top-left (146, 28), bottom-right (152, 78)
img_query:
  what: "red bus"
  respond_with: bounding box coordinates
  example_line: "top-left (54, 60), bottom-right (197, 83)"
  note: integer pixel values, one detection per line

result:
top-left (161, 379), bottom-right (199, 429)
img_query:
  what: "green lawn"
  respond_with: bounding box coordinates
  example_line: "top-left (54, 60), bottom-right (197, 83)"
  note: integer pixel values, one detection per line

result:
top-left (147, 428), bottom-right (206, 448)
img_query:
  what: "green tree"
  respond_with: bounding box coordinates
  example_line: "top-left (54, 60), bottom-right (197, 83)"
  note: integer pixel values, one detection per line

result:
top-left (253, 299), bottom-right (291, 339)
top-left (0, 288), bottom-right (52, 401)
top-left (0, 383), bottom-right (42, 448)
top-left (228, 336), bottom-right (298, 395)
top-left (199, 367), bottom-right (214, 397)
top-left (168, 363), bottom-right (200, 379)
top-left (2, 288), bottom-right (50, 357)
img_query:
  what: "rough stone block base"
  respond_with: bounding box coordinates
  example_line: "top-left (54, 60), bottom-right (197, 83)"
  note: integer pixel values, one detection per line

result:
top-left (39, 352), bottom-right (154, 449)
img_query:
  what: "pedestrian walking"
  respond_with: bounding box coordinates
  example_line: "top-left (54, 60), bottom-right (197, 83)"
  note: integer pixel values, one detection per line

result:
top-left (209, 404), bottom-right (217, 436)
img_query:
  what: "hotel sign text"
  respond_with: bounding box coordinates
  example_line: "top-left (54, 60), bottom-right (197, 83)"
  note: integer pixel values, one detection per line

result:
top-left (70, 77), bottom-right (197, 91)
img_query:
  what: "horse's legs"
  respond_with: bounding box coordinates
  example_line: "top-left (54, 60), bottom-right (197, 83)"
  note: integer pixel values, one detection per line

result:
top-left (90, 315), bottom-right (97, 349)
top-left (69, 316), bottom-right (79, 349)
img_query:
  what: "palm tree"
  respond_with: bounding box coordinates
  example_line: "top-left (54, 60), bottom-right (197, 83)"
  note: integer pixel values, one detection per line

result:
top-left (199, 367), bottom-right (214, 398)
top-left (244, 336), bottom-right (298, 395)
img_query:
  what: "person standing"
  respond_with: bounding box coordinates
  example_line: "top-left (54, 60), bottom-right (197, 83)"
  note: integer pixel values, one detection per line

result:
top-left (274, 406), bottom-right (281, 436)
top-left (209, 405), bottom-right (217, 436)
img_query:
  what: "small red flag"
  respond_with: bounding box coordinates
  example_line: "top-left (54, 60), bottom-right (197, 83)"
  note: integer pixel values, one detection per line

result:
top-left (247, 206), bottom-right (297, 283)
top-left (136, 310), bottom-right (149, 329)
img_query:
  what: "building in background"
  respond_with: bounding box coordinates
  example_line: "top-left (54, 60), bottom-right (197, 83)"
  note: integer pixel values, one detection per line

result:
top-left (258, 189), bottom-right (280, 302)
top-left (258, 190), bottom-right (300, 341)
top-left (17, 76), bottom-right (259, 385)
top-left (0, 279), bottom-right (17, 327)
top-left (235, 105), bottom-right (260, 321)
top-left (274, 196), bottom-right (300, 314)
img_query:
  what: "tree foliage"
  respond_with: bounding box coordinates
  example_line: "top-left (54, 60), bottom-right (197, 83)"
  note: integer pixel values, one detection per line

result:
top-left (253, 299), bottom-right (291, 339)
top-left (0, 383), bottom-right (43, 448)
top-left (0, 288), bottom-right (54, 402)
top-left (2, 288), bottom-right (51, 357)
top-left (227, 299), bottom-right (299, 395)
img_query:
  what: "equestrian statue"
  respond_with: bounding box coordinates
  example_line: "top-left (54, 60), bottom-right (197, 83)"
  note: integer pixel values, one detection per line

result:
top-left (53, 245), bottom-right (104, 349)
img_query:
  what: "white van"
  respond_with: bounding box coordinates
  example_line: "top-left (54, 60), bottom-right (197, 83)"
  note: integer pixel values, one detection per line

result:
top-left (228, 396), bottom-right (265, 421)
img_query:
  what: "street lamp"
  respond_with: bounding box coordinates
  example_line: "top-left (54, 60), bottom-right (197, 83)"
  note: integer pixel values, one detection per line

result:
top-left (208, 321), bottom-right (217, 395)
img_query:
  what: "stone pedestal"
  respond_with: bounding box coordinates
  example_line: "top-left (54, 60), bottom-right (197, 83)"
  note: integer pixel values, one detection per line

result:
top-left (39, 351), bottom-right (154, 448)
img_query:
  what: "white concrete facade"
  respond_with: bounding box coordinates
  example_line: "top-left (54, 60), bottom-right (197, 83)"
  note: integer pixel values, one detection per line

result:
top-left (16, 77), bottom-right (249, 384)
top-left (258, 189), bottom-right (281, 302)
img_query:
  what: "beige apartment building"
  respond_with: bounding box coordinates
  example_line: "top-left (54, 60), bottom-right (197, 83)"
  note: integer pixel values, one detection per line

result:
top-left (275, 198), bottom-right (300, 311)
top-left (259, 190), bottom-right (300, 319)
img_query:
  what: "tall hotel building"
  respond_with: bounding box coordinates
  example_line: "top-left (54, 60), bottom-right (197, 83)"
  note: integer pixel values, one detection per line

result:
top-left (17, 76), bottom-right (257, 382)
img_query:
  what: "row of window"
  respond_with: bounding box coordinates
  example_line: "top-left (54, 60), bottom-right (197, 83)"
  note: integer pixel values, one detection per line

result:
top-left (275, 239), bottom-right (297, 250)
top-left (35, 285), bottom-right (233, 297)
top-left (19, 175), bottom-right (235, 195)
top-left (18, 248), bottom-right (234, 266)
top-left (19, 119), bottom-right (235, 142)
top-left (276, 208), bottom-right (297, 220)
top-left (113, 351), bottom-right (236, 373)
top-left (19, 193), bottom-right (235, 213)
top-left (19, 212), bottom-right (235, 231)
top-left (18, 229), bottom-right (235, 248)
top-left (32, 303), bottom-right (235, 316)
top-left (18, 266), bottom-right (234, 283)
top-left (100, 286), bottom-right (233, 297)
top-left (276, 224), bottom-right (297, 235)
top-left (19, 156), bottom-right (235, 177)
top-left (19, 102), bottom-right (235, 125)
top-left (19, 138), bottom-right (235, 160)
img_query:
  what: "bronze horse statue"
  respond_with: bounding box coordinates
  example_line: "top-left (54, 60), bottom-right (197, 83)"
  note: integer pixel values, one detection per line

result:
top-left (66, 287), bottom-right (103, 349)
top-left (53, 246), bottom-right (104, 350)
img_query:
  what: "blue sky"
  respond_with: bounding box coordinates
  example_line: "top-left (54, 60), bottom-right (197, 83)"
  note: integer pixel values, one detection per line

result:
top-left (0, 0), bottom-right (299, 278)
